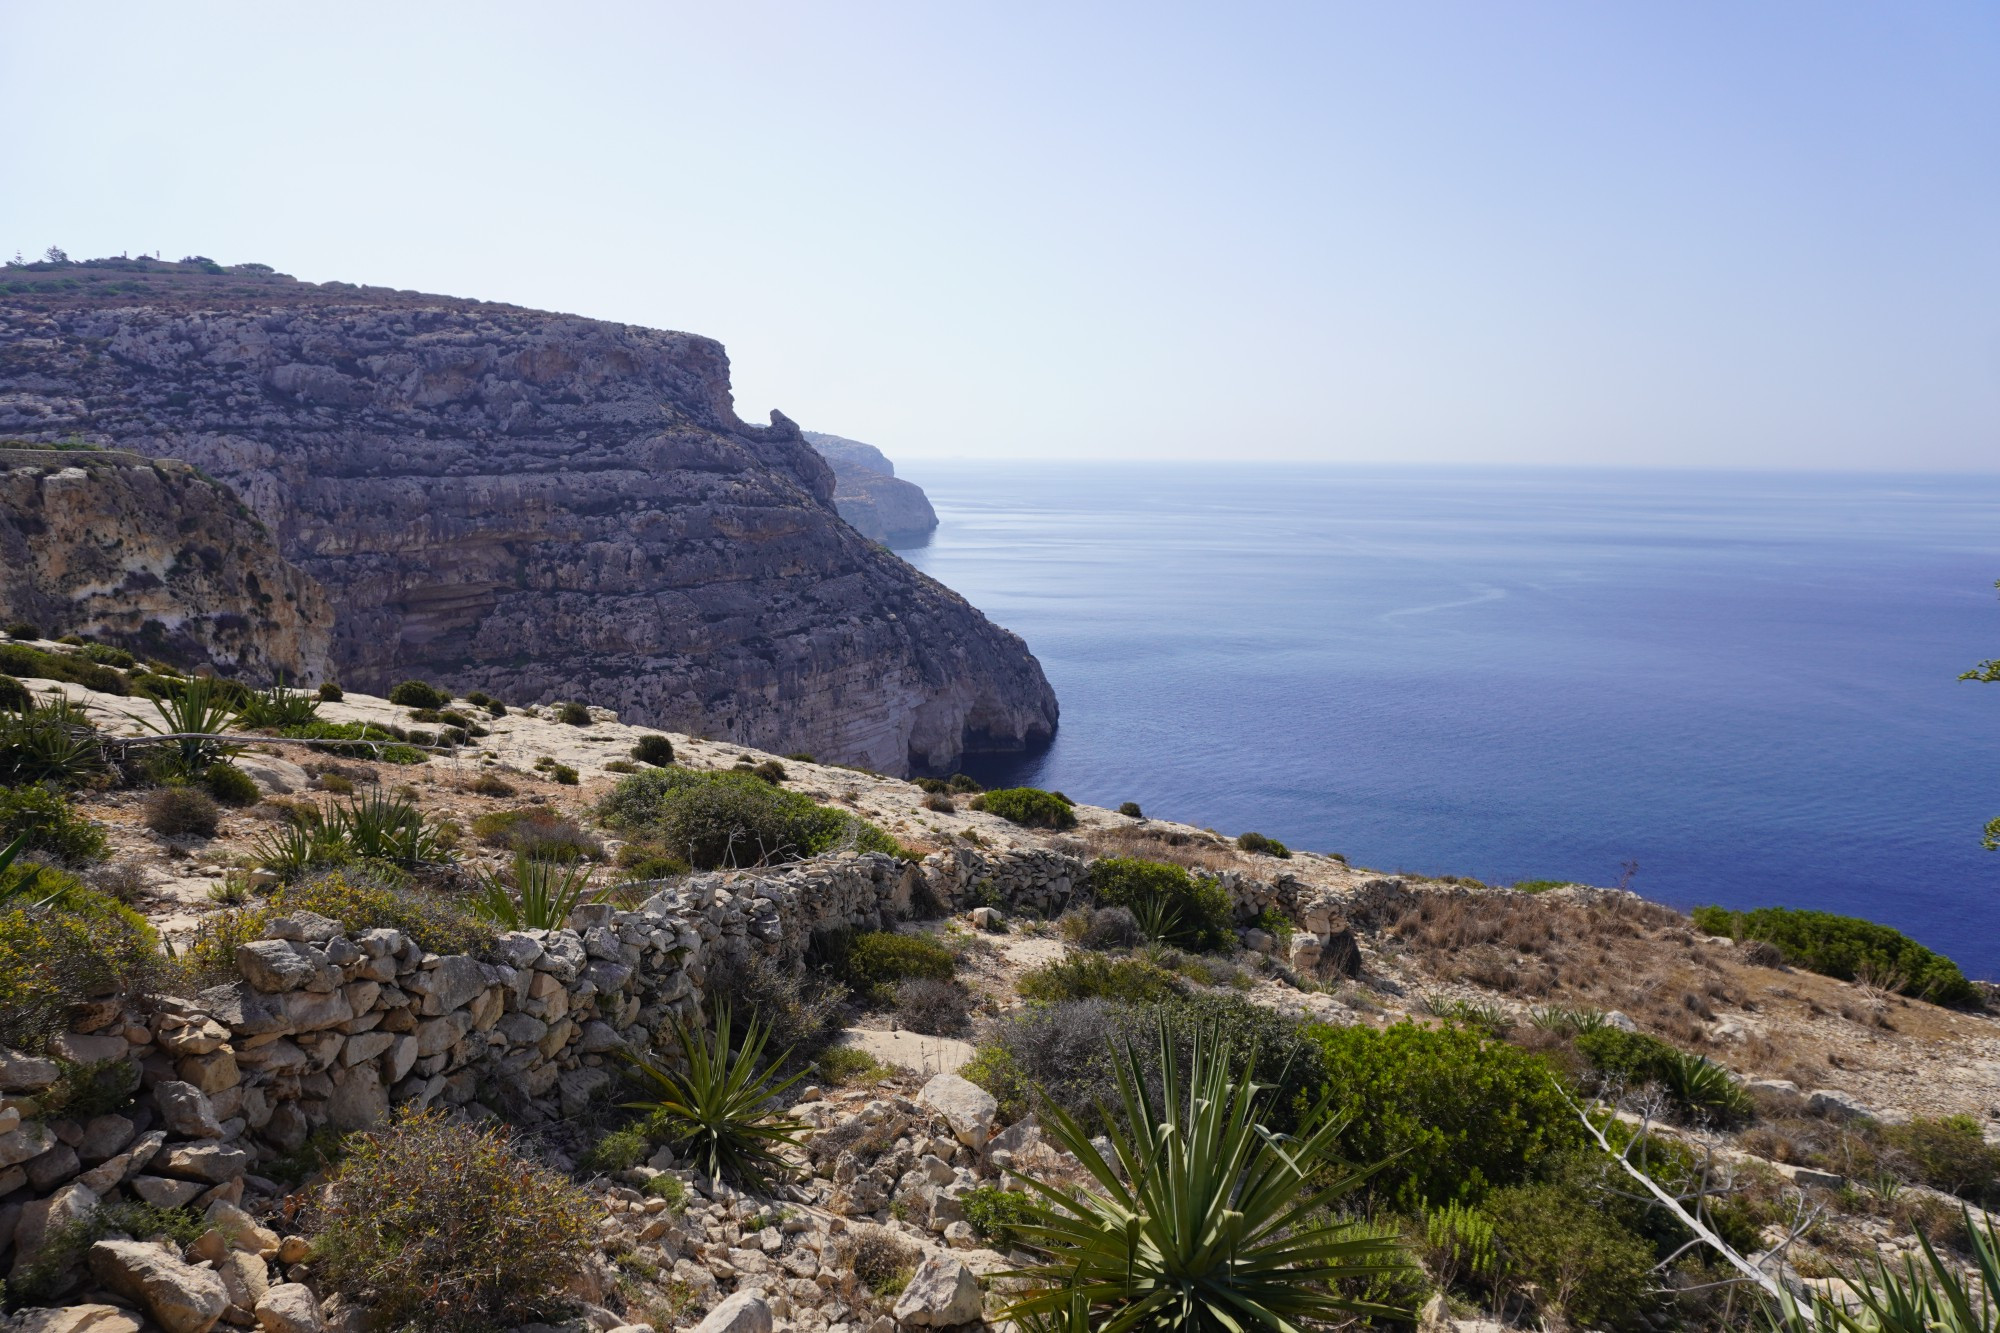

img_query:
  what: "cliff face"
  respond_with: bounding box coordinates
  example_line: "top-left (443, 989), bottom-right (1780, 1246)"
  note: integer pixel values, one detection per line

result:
top-left (0, 259), bottom-right (1056, 773)
top-left (0, 445), bottom-right (333, 679)
top-left (803, 430), bottom-right (940, 548)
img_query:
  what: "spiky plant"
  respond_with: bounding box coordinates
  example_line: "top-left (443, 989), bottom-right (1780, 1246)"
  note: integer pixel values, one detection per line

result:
top-left (328, 791), bottom-right (453, 868)
top-left (1129, 893), bottom-right (1185, 946)
top-left (1776, 1207), bottom-right (2000, 1333)
top-left (142, 677), bottom-right (242, 776)
top-left (623, 1000), bottom-right (808, 1190)
top-left (237, 674), bottom-right (322, 729)
top-left (251, 813), bottom-right (348, 881)
top-left (1000, 1020), bottom-right (1416, 1332)
top-left (1659, 1050), bottom-right (1751, 1122)
top-left (0, 696), bottom-right (107, 787)
top-left (473, 852), bottom-right (602, 930)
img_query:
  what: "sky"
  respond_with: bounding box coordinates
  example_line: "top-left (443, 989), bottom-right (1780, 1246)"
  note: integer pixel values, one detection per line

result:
top-left (3, 2), bottom-right (1996, 468)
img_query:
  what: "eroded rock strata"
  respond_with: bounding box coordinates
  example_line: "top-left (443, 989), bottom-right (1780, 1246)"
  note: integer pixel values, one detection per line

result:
top-left (0, 261), bottom-right (1055, 772)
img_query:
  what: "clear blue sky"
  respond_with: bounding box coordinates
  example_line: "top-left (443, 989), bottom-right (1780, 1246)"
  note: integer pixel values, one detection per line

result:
top-left (4, 2), bottom-right (1995, 468)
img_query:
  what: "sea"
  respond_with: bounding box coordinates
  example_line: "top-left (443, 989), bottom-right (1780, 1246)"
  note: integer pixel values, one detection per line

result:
top-left (894, 464), bottom-right (2000, 979)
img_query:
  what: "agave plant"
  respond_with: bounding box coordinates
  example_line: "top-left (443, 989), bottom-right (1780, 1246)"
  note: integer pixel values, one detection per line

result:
top-left (143, 677), bottom-right (243, 776)
top-left (236, 674), bottom-right (322, 729)
top-left (1659, 1049), bottom-right (1751, 1122)
top-left (328, 791), bottom-right (454, 868)
top-left (0, 696), bottom-right (106, 788)
top-left (623, 1000), bottom-right (809, 1190)
top-left (1776, 1207), bottom-right (2000, 1333)
top-left (1128, 893), bottom-right (1185, 946)
top-left (1528, 1004), bottom-right (1609, 1035)
top-left (251, 812), bottom-right (348, 881)
top-left (1000, 1020), bottom-right (1415, 1332)
top-left (473, 852), bottom-right (603, 930)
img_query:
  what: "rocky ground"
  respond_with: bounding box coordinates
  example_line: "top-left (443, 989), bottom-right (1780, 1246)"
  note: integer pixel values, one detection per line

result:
top-left (9, 663), bottom-right (2000, 1331)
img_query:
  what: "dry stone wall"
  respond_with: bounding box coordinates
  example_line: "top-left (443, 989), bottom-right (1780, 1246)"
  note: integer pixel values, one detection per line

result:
top-left (0, 845), bottom-right (1345, 1280)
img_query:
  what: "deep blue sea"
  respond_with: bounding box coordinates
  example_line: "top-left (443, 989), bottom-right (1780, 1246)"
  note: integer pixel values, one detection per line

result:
top-left (896, 464), bottom-right (2000, 978)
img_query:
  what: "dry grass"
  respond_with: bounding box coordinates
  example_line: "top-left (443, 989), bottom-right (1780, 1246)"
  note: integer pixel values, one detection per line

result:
top-left (1381, 890), bottom-right (1748, 1047)
top-left (1078, 824), bottom-right (1246, 875)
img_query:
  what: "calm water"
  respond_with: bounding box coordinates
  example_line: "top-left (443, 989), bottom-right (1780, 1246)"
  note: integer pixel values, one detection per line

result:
top-left (897, 464), bottom-right (2000, 977)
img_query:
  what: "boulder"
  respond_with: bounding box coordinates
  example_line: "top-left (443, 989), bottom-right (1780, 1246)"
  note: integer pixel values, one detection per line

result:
top-left (2, 1305), bottom-right (145, 1333)
top-left (235, 941), bottom-right (320, 994)
top-left (252, 1283), bottom-right (324, 1333)
top-left (890, 1253), bottom-right (982, 1327)
top-left (918, 1073), bottom-right (999, 1150)
top-left (0, 1122), bottom-right (54, 1168)
top-left (130, 1175), bottom-right (208, 1208)
top-left (9, 1182), bottom-right (98, 1277)
top-left (156, 1081), bottom-right (225, 1139)
top-left (154, 1142), bottom-right (250, 1183)
top-left (1806, 1088), bottom-right (1873, 1121)
top-left (688, 1292), bottom-right (772, 1333)
top-left (87, 1238), bottom-right (229, 1333)
top-left (0, 1049), bottom-right (60, 1093)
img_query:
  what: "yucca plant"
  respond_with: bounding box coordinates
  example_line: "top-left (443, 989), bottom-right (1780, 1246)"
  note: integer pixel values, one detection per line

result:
top-left (472, 852), bottom-right (603, 930)
top-left (237, 674), bottom-right (322, 729)
top-left (251, 813), bottom-right (348, 881)
top-left (999, 1020), bottom-right (1416, 1332)
top-left (1129, 893), bottom-right (1185, 946)
top-left (1659, 1049), bottom-right (1751, 1123)
top-left (1421, 993), bottom-right (1513, 1037)
top-left (143, 677), bottom-right (243, 776)
top-left (623, 1000), bottom-right (808, 1190)
top-left (1528, 1004), bottom-right (1609, 1035)
top-left (0, 697), bottom-right (107, 787)
top-left (329, 791), bottom-right (453, 868)
top-left (1775, 1207), bottom-right (2000, 1333)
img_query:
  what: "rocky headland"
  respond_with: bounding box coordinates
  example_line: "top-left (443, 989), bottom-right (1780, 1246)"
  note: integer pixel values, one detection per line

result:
top-left (0, 257), bottom-right (1054, 775)
top-left (802, 433), bottom-right (939, 548)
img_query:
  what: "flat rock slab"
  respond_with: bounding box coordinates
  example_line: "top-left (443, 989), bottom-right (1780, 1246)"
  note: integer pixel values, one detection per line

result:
top-left (834, 1027), bottom-right (973, 1077)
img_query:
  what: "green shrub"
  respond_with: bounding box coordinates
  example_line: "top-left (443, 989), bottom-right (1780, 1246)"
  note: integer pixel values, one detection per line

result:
top-left (311, 1107), bottom-right (597, 1331)
top-left (751, 759), bottom-right (786, 784)
top-left (962, 1185), bottom-right (1036, 1250)
top-left (961, 1040), bottom-right (1035, 1124)
top-left (578, 1125), bottom-right (650, 1174)
top-left (5, 622), bottom-right (40, 640)
top-left (470, 806), bottom-right (602, 860)
top-left (388, 679), bottom-right (450, 709)
top-left (0, 674), bottom-right (28, 711)
top-left (278, 720), bottom-right (427, 764)
top-left (555, 701), bottom-right (592, 726)
top-left (181, 872), bottom-right (490, 985)
top-left (0, 784), bottom-right (108, 862)
top-left (1308, 1020), bottom-right (1581, 1209)
top-left (1236, 830), bottom-right (1291, 858)
top-left (0, 641), bottom-right (128, 695)
top-left (1485, 1182), bottom-right (1654, 1330)
top-left (0, 874), bottom-right (162, 1052)
top-left (1087, 856), bottom-right (1235, 953)
top-left (814, 1045), bottom-right (891, 1087)
top-left (895, 977), bottom-right (973, 1035)
top-left (1692, 904), bottom-right (1977, 1005)
top-left (632, 734), bottom-right (675, 767)
top-left (1117, 801), bottom-right (1143, 818)
top-left (825, 928), bottom-right (956, 1001)
top-left (144, 785), bottom-right (220, 837)
top-left (1017, 952), bottom-right (1186, 1005)
top-left (468, 772), bottom-right (514, 797)
top-left (597, 767), bottom-right (899, 870)
top-left (37, 1056), bottom-right (142, 1119)
top-left (548, 763), bottom-right (579, 785)
top-left (972, 786), bottom-right (1077, 829)
top-left (5, 1200), bottom-right (205, 1305)
top-left (643, 1173), bottom-right (689, 1210)
top-left (201, 761), bottom-right (262, 807)
top-left (317, 681), bottom-right (344, 701)
top-left (1573, 1026), bottom-right (1681, 1085)
top-left (1883, 1115), bottom-right (2000, 1202)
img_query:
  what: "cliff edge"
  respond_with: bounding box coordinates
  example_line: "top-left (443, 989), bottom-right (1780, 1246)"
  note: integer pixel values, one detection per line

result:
top-left (0, 257), bottom-right (1056, 773)
top-left (804, 429), bottom-right (940, 547)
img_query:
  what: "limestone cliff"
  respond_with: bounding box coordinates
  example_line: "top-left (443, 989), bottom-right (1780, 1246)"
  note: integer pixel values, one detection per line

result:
top-left (0, 444), bottom-right (332, 679)
top-left (0, 257), bottom-right (1057, 773)
top-left (803, 430), bottom-right (940, 547)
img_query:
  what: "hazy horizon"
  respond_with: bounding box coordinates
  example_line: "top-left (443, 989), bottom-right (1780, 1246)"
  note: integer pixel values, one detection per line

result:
top-left (4, 2), bottom-right (1994, 470)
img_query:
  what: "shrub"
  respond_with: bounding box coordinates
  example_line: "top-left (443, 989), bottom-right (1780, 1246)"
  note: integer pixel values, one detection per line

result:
top-left (1, 695), bottom-right (109, 788)
top-left (922, 792), bottom-right (954, 813)
top-left (1236, 830), bottom-right (1291, 858)
top-left (615, 840), bottom-right (690, 881)
top-left (311, 1107), bottom-right (596, 1331)
top-left (643, 1173), bottom-right (689, 1210)
top-left (708, 949), bottom-right (845, 1063)
top-left (1017, 953), bottom-right (1186, 1005)
top-left (0, 784), bottom-right (108, 862)
top-left (5, 622), bottom-right (39, 640)
top-left (597, 767), bottom-right (899, 870)
top-left (825, 929), bottom-right (955, 1002)
top-left (0, 874), bottom-right (161, 1052)
top-left (316, 773), bottom-right (355, 795)
top-left (578, 1125), bottom-right (650, 1174)
top-left (144, 785), bottom-right (220, 837)
top-left (1087, 856), bottom-right (1234, 953)
top-left (387, 679), bottom-right (450, 709)
top-left (962, 1185), bottom-right (1036, 1250)
top-left (469, 772), bottom-right (515, 797)
top-left (37, 1056), bottom-right (142, 1119)
top-left (0, 674), bottom-right (28, 711)
top-left (555, 701), bottom-right (592, 726)
top-left (1069, 904), bottom-right (1143, 950)
top-left (317, 681), bottom-right (344, 701)
top-left (852, 1226), bottom-right (919, 1299)
top-left (973, 786), bottom-right (1077, 829)
top-left (548, 763), bottom-right (579, 785)
top-left (895, 977), bottom-right (973, 1035)
top-left (1573, 1026), bottom-right (1681, 1085)
top-left (0, 641), bottom-right (129, 695)
top-left (624, 1001), bottom-right (809, 1189)
top-left (1692, 904), bottom-right (1977, 1005)
top-left (1485, 1182), bottom-right (1654, 1330)
top-left (1308, 1020), bottom-right (1581, 1209)
top-left (1117, 801), bottom-right (1143, 818)
top-left (5, 1200), bottom-right (206, 1305)
top-left (1000, 1021), bottom-right (1413, 1331)
top-left (202, 761), bottom-right (262, 807)
top-left (471, 806), bottom-right (603, 860)
top-left (815, 1045), bottom-right (890, 1087)
top-left (632, 734), bottom-right (675, 766)
top-left (1883, 1115), bottom-right (2000, 1202)
top-left (279, 720), bottom-right (427, 764)
top-left (751, 759), bottom-right (786, 783)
